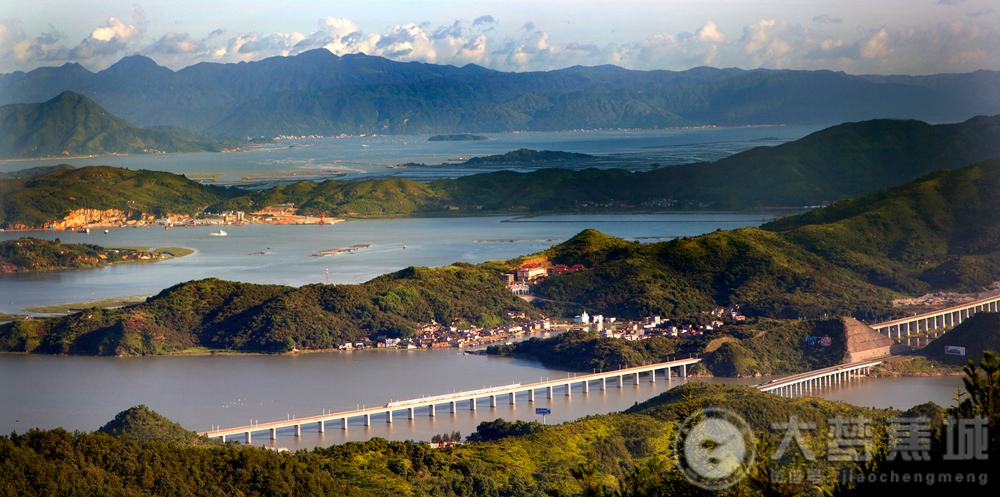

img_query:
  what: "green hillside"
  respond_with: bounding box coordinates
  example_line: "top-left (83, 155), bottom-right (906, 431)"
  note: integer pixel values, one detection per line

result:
top-left (530, 160), bottom-right (1000, 320)
top-left (97, 405), bottom-right (219, 447)
top-left (0, 263), bottom-right (538, 356)
top-left (0, 237), bottom-right (163, 272)
top-left (0, 166), bottom-right (239, 228)
top-left (921, 312), bottom-right (1000, 365)
top-left (0, 91), bottom-right (259, 159)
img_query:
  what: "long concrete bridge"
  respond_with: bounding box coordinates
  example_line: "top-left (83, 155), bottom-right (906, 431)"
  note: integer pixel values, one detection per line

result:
top-left (870, 294), bottom-right (1000, 338)
top-left (756, 358), bottom-right (889, 397)
top-left (200, 356), bottom-right (702, 443)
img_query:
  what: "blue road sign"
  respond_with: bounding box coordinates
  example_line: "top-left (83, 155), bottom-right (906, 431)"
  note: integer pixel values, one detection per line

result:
top-left (536, 408), bottom-right (551, 415)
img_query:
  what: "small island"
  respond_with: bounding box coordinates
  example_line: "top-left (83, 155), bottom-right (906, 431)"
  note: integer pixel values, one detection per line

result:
top-left (428, 134), bottom-right (488, 141)
top-left (0, 237), bottom-right (188, 274)
top-left (462, 148), bottom-right (594, 165)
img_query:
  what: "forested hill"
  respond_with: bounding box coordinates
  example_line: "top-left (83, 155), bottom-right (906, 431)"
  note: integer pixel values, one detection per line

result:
top-left (0, 264), bottom-right (539, 356)
top-left (528, 159), bottom-right (1000, 320)
top-left (2, 50), bottom-right (995, 135)
top-left (0, 166), bottom-right (240, 229)
top-left (0, 92), bottom-right (261, 159)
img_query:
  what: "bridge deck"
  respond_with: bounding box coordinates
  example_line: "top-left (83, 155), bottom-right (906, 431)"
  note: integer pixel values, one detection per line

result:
top-left (200, 357), bottom-right (701, 438)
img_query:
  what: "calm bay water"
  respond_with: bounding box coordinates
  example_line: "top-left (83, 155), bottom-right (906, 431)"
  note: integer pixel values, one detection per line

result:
top-left (0, 349), bottom-right (963, 450)
top-left (0, 213), bottom-right (772, 314)
top-left (0, 126), bottom-right (823, 182)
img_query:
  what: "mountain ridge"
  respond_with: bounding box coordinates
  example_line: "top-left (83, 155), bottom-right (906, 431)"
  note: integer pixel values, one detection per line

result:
top-left (1, 51), bottom-right (995, 135)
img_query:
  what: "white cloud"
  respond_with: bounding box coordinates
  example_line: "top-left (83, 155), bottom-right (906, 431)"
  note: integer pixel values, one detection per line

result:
top-left (1, 9), bottom-right (998, 76)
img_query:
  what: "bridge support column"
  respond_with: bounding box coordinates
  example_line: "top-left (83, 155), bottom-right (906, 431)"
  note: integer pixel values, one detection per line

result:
top-left (470, 399), bottom-right (476, 411)
top-left (633, 372), bottom-right (639, 384)
top-left (666, 367), bottom-right (671, 381)
top-left (220, 434), bottom-right (225, 442)
top-left (409, 407), bottom-right (415, 419)
top-left (583, 380), bottom-right (589, 393)
top-left (342, 418), bottom-right (348, 430)
top-left (547, 386), bottom-right (553, 398)
top-left (451, 401), bottom-right (457, 413)
top-left (270, 428), bottom-right (276, 440)
top-left (618, 375), bottom-right (624, 388)
top-left (429, 405), bottom-right (435, 417)
top-left (601, 378), bottom-right (606, 391)
top-left (681, 364), bottom-right (687, 377)
top-left (528, 390), bottom-right (535, 402)
top-left (565, 383), bottom-right (572, 396)
top-left (294, 424), bottom-right (300, 437)
top-left (364, 414), bottom-right (370, 426)
top-left (318, 420), bottom-right (324, 433)
top-left (245, 432), bottom-right (251, 444)
top-left (649, 370), bottom-right (656, 383)
top-left (510, 392), bottom-right (516, 404)
top-left (490, 395), bottom-right (497, 408)
top-left (386, 411), bottom-right (392, 423)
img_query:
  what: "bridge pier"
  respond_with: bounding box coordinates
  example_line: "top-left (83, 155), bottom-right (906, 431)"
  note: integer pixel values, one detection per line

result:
top-left (583, 380), bottom-right (589, 393)
top-left (633, 372), bottom-right (639, 385)
top-left (428, 405), bottom-right (435, 417)
top-left (680, 364), bottom-right (687, 377)
top-left (245, 432), bottom-right (251, 444)
top-left (666, 367), bottom-right (671, 381)
top-left (510, 392), bottom-right (516, 404)
top-left (490, 395), bottom-right (497, 407)
top-left (270, 428), bottom-right (276, 439)
top-left (529, 389), bottom-right (535, 402)
top-left (649, 370), bottom-right (656, 383)
top-left (364, 414), bottom-right (370, 426)
top-left (547, 386), bottom-right (553, 399)
top-left (318, 420), bottom-right (324, 433)
top-left (451, 401), bottom-right (457, 413)
top-left (294, 424), bottom-right (300, 437)
top-left (565, 382), bottom-right (572, 396)
top-left (618, 375), bottom-right (624, 388)
top-left (601, 378), bottom-right (606, 391)
top-left (341, 418), bottom-right (347, 430)
top-left (386, 411), bottom-right (392, 423)
top-left (409, 407), bottom-right (415, 419)
top-left (470, 399), bottom-right (476, 411)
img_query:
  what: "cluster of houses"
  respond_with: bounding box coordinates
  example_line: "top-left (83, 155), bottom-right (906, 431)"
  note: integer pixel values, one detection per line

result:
top-left (577, 306), bottom-right (748, 341)
top-left (337, 317), bottom-right (555, 351)
top-left (504, 262), bottom-right (589, 295)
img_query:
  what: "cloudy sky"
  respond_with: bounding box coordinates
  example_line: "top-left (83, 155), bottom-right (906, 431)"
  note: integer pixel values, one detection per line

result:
top-left (1, 1), bottom-right (998, 75)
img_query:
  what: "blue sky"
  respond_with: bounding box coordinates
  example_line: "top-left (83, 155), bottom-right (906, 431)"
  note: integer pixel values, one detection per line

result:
top-left (1, 1), bottom-right (998, 74)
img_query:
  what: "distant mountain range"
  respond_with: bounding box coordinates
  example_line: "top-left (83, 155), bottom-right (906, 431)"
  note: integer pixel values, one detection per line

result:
top-left (0, 92), bottom-right (262, 159)
top-left (2, 50), bottom-right (997, 136)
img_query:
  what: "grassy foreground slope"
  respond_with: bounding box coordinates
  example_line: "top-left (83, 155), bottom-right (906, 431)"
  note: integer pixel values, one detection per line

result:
top-left (0, 91), bottom-right (259, 159)
top-left (0, 264), bottom-right (538, 356)
top-left (530, 160), bottom-right (1000, 320)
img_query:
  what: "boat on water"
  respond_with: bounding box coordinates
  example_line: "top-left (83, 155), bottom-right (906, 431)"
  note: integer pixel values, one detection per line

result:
top-left (209, 230), bottom-right (228, 236)
top-left (104, 229), bottom-right (109, 234)
top-left (164, 226), bottom-right (173, 230)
